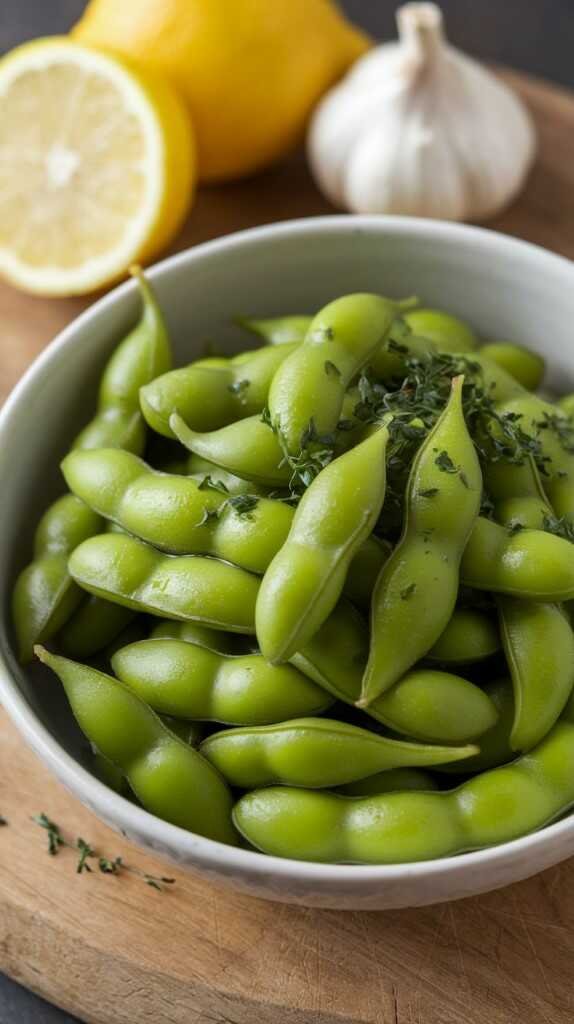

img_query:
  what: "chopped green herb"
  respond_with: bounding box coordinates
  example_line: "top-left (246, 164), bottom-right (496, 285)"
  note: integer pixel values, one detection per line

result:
top-left (387, 338), bottom-right (409, 355)
top-left (419, 487), bottom-right (439, 498)
top-left (507, 521), bottom-right (525, 536)
top-left (459, 471), bottom-right (469, 488)
top-left (543, 513), bottom-right (574, 544)
top-left (227, 378), bottom-right (250, 398)
top-left (400, 583), bottom-right (417, 600)
top-left (260, 405), bottom-right (274, 429)
top-left (435, 450), bottom-right (457, 474)
top-left (324, 360), bottom-right (341, 378)
top-left (198, 506), bottom-right (220, 527)
top-left (76, 838), bottom-right (94, 874)
top-left (227, 494), bottom-right (259, 518)
top-left (314, 325), bottom-right (334, 342)
top-left (99, 856), bottom-right (123, 875)
top-left (33, 813), bottom-right (64, 856)
top-left (197, 475), bottom-right (229, 495)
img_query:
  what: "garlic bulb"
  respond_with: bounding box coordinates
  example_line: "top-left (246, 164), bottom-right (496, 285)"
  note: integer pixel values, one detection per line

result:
top-left (307, 3), bottom-right (536, 221)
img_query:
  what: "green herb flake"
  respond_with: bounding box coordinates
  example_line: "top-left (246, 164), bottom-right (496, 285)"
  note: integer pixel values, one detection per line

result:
top-left (227, 378), bottom-right (250, 398)
top-left (435, 450), bottom-right (457, 474)
top-left (197, 475), bottom-right (229, 495)
top-left (260, 405), bottom-right (274, 429)
top-left (227, 494), bottom-right (259, 519)
top-left (99, 856), bottom-right (123, 875)
top-left (419, 487), bottom-right (439, 498)
top-left (507, 521), bottom-right (525, 536)
top-left (400, 583), bottom-right (417, 600)
top-left (324, 360), bottom-right (341, 378)
top-left (33, 813), bottom-right (64, 856)
top-left (387, 338), bottom-right (409, 355)
top-left (198, 506), bottom-right (220, 527)
top-left (76, 838), bottom-right (94, 874)
top-left (543, 513), bottom-right (574, 544)
top-left (459, 471), bottom-right (469, 488)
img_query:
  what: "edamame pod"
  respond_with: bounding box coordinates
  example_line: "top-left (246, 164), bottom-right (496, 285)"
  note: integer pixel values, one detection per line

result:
top-left (74, 268), bottom-right (171, 453)
top-left (404, 309), bottom-right (477, 353)
top-left (234, 696), bottom-right (574, 862)
top-left (12, 495), bottom-right (102, 662)
top-left (268, 293), bottom-right (398, 454)
top-left (292, 601), bottom-right (496, 743)
top-left (461, 518), bottom-right (574, 599)
top-left (337, 767), bottom-right (439, 796)
top-left (201, 718), bottom-right (477, 789)
top-left (150, 620), bottom-right (239, 654)
top-left (171, 413), bottom-right (290, 487)
top-left (111, 639), bottom-right (334, 724)
top-left (480, 342), bottom-right (545, 391)
top-left (36, 647), bottom-right (236, 844)
top-left (361, 376), bottom-right (482, 704)
top-left (483, 456), bottom-right (551, 531)
top-left (498, 598), bottom-right (574, 751)
top-left (68, 533), bottom-right (259, 633)
top-left (256, 425), bottom-right (390, 662)
top-left (236, 314), bottom-right (312, 346)
top-left (140, 343), bottom-right (298, 438)
top-left (58, 596), bottom-right (136, 659)
top-left (426, 607), bottom-right (500, 664)
top-left (62, 448), bottom-right (293, 569)
top-left (435, 678), bottom-right (515, 774)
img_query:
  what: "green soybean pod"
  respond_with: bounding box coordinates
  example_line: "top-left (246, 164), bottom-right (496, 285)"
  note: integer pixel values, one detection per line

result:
top-left (200, 718), bottom-right (477, 789)
top-left (74, 268), bottom-right (171, 454)
top-left (171, 413), bottom-right (290, 487)
top-left (461, 517), bottom-right (574, 600)
top-left (437, 678), bottom-right (515, 774)
top-left (188, 454), bottom-right (267, 496)
top-left (62, 448), bottom-right (293, 569)
top-left (150, 619), bottom-right (240, 654)
top-left (268, 293), bottom-right (399, 454)
top-left (558, 394), bottom-right (574, 419)
top-left (112, 638), bottom-right (333, 724)
top-left (337, 767), bottom-right (439, 797)
top-left (404, 309), bottom-right (477, 353)
top-left (233, 697), bottom-right (574, 862)
top-left (161, 716), bottom-right (204, 747)
top-left (483, 456), bottom-right (551, 531)
top-left (498, 598), bottom-right (574, 752)
top-left (292, 601), bottom-right (496, 743)
top-left (480, 342), bottom-right (545, 391)
top-left (256, 424), bottom-right (390, 663)
top-left (37, 647), bottom-right (236, 844)
top-left (361, 375), bottom-right (482, 705)
top-left (140, 343), bottom-right (298, 439)
top-left (495, 393), bottom-right (574, 523)
top-left (343, 536), bottom-right (392, 610)
top-left (12, 495), bottom-right (103, 663)
top-left (236, 314), bottom-right (312, 346)
top-left (58, 596), bottom-right (136, 659)
top-left (426, 607), bottom-right (500, 664)
top-left (68, 533), bottom-right (259, 633)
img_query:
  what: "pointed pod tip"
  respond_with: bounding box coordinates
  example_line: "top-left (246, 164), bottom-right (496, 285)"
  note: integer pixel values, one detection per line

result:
top-left (34, 644), bottom-right (48, 664)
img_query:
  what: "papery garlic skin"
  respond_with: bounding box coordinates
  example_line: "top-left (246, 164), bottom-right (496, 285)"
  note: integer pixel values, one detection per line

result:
top-left (307, 3), bottom-right (536, 222)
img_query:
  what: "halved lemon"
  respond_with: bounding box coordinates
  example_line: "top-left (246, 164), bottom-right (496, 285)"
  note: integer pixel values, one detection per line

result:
top-left (0, 38), bottom-right (195, 295)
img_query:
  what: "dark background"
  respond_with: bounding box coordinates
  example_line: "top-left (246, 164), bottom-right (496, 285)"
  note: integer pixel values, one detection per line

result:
top-left (1, 1), bottom-right (573, 1022)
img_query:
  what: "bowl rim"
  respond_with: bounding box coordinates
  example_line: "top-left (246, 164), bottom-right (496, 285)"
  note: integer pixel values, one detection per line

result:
top-left (2, 213), bottom-right (574, 887)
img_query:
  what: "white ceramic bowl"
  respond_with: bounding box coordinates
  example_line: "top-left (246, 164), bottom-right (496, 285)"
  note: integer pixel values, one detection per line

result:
top-left (2, 216), bottom-right (574, 910)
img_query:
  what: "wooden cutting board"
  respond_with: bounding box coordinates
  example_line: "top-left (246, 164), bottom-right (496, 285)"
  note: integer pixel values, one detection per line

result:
top-left (2, 70), bottom-right (574, 1024)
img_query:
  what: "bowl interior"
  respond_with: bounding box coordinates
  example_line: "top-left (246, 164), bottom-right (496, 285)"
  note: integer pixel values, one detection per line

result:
top-left (2, 216), bottom-right (574, 844)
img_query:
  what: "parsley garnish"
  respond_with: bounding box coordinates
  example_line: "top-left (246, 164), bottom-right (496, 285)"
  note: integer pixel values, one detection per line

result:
top-left (227, 494), bottom-right (259, 518)
top-left (419, 487), bottom-right (439, 498)
top-left (31, 813), bottom-right (175, 891)
top-left (434, 450), bottom-right (457, 474)
top-left (400, 583), bottom-right (417, 600)
top-left (324, 360), bottom-right (341, 378)
top-left (197, 475), bottom-right (229, 495)
top-left (198, 506), bottom-right (220, 527)
top-left (227, 378), bottom-right (250, 398)
top-left (543, 513), bottom-right (574, 544)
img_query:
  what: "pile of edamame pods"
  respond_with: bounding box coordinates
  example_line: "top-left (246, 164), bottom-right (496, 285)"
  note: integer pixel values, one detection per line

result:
top-left (16, 267), bottom-right (574, 863)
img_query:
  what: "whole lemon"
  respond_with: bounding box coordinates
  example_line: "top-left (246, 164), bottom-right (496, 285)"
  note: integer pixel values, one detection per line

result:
top-left (73, 0), bottom-right (370, 182)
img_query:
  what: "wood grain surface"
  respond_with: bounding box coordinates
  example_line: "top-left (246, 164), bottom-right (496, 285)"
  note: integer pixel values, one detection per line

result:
top-left (1, 70), bottom-right (574, 1024)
